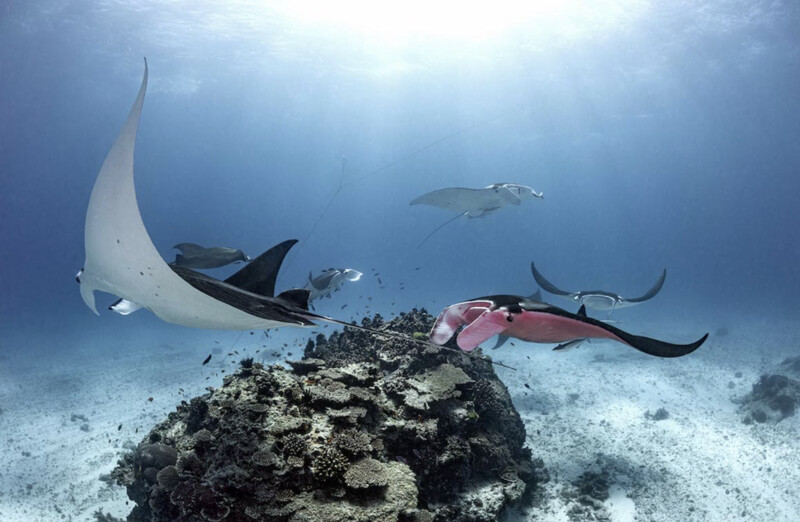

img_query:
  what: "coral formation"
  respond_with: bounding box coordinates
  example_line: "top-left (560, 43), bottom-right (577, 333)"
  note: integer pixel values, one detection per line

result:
top-left (739, 373), bottom-right (800, 424)
top-left (645, 407), bottom-right (670, 421)
top-left (111, 308), bottom-right (546, 521)
top-left (313, 447), bottom-right (349, 482)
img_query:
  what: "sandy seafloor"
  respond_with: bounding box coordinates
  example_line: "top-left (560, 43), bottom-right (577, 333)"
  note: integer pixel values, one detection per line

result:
top-left (1, 310), bottom-right (798, 522)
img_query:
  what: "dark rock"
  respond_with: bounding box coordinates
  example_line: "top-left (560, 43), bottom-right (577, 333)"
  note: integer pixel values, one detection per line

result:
top-left (644, 407), bottom-right (670, 421)
top-left (138, 443), bottom-right (178, 469)
top-left (778, 356), bottom-right (800, 378)
top-left (738, 373), bottom-right (800, 424)
top-left (184, 397), bottom-right (209, 434)
top-left (111, 309), bottom-right (545, 521)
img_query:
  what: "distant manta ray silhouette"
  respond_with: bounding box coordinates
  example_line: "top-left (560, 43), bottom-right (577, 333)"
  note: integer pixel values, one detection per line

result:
top-left (531, 262), bottom-right (666, 317)
top-left (411, 183), bottom-right (543, 248)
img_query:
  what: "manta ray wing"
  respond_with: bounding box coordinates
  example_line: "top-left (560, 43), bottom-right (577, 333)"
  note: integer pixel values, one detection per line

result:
top-left (410, 187), bottom-right (491, 214)
top-left (223, 240), bottom-right (297, 297)
top-left (492, 289), bottom-right (542, 350)
top-left (429, 300), bottom-right (494, 345)
top-left (79, 62), bottom-right (311, 330)
top-left (491, 185), bottom-right (522, 206)
top-left (530, 262), bottom-right (574, 297)
top-left (623, 269), bottom-right (667, 303)
top-left (456, 309), bottom-right (511, 351)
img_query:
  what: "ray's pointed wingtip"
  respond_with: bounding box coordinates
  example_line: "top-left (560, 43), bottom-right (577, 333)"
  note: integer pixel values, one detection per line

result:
top-left (682, 332), bottom-right (709, 355)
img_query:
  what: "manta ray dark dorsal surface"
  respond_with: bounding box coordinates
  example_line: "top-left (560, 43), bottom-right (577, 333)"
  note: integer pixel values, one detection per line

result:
top-left (170, 264), bottom-right (316, 326)
top-left (223, 239), bottom-right (298, 297)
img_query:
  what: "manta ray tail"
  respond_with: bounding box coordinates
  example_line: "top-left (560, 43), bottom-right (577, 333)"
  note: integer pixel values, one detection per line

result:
top-left (417, 211), bottom-right (467, 248)
top-left (530, 262), bottom-right (572, 296)
top-left (625, 269), bottom-right (667, 303)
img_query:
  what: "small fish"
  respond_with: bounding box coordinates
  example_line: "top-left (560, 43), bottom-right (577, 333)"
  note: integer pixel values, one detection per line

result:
top-left (524, 384), bottom-right (531, 389)
top-left (118, 424), bottom-right (122, 431)
top-left (341, 304), bottom-right (348, 309)
top-left (147, 397), bottom-right (153, 402)
top-left (202, 354), bottom-right (212, 365)
top-left (377, 278), bottom-right (383, 285)
top-left (414, 267), bottom-right (421, 271)
top-left (249, 332), bottom-right (254, 335)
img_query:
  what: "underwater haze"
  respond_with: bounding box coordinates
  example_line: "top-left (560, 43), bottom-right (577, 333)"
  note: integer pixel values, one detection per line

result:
top-left (1, 1), bottom-right (800, 521)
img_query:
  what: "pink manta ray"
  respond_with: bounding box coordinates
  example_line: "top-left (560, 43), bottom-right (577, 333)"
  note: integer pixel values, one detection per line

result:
top-left (430, 295), bottom-right (707, 358)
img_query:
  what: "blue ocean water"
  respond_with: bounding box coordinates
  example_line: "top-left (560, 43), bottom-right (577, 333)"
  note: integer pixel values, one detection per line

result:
top-left (2, 2), bottom-right (799, 341)
top-left (1, 1), bottom-right (799, 519)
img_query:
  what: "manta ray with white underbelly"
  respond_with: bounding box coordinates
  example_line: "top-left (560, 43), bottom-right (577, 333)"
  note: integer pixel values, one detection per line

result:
top-left (410, 183), bottom-right (543, 247)
top-left (77, 60), bottom-right (324, 330)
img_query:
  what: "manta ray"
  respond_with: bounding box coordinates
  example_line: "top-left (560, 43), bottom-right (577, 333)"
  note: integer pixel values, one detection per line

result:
top-left (531, 262), bottom-right (667, 315)
top-left (410, 183), bottom-right (543, 247)
top-left (76, 61), bottom-right (357, 332)
top-left (430, 295), bottom-right (707, 358)
top-left (306, 268), bottom-right (363, 302)
top-left (490, 288), bottom-right (542, 350)
top-left (173, 243), bottom-right (250, 269)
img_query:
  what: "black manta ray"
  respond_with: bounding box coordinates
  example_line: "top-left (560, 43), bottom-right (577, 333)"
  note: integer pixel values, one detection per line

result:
top-left (531, 262), bottom-right (667, 314)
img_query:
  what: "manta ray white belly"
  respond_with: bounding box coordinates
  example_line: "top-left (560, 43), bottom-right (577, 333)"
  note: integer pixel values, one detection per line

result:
top-left (79, 61), bottom-right (303, 331)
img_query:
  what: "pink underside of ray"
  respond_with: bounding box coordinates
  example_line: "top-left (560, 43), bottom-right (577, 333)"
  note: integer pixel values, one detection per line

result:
top-left (430, 301), bottom-right (494, 345)
top-left (456, 310), bottom-right (509, 351)
top-left (432, 301), bottom-right (630, 352)
top-left (503, 311), bottom-right (627, 345)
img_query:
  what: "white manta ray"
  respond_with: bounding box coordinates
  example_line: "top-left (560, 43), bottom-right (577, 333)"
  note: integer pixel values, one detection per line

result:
top-left (411, 183), bottom-right (543, 218)
top-left (410, 183), bottom-right (543, 247)
top-left (77, 61), bottom-right (319, 330)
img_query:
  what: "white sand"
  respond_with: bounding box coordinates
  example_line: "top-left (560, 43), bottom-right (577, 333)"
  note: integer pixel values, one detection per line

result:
top-left (498, 316), bottom-right (800, 521)
top-left (1, 316), bottom-right (798, 521)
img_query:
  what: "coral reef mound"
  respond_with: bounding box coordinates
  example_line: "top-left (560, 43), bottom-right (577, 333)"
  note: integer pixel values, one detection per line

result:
top-left (738, 373), bottom-right (800, 424)
top-left (111, 309), bottom-right (546, 521)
